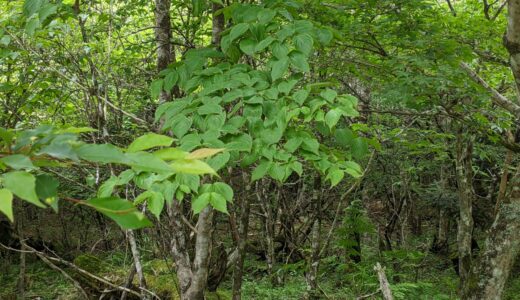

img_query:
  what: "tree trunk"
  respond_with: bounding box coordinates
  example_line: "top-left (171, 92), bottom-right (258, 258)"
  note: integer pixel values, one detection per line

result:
top-left (154, 0), bottom-right (178, 101)
top-left (232, 181), bottom-right (251, 300)
top-left (127, 230), bottom-right (148, 299)
top-left (461, 160), bottom-right (520, 299)
top-left (456, 130), bottom-right (474, 288)
top-left (305, 178), bottom-right (322, 300)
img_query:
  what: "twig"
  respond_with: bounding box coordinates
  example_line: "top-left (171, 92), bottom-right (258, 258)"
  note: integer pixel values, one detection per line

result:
top-left (356, 288), bottom-right (381, 300)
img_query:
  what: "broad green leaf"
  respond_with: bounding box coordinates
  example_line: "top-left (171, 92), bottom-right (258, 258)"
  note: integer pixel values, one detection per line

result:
top-left (321, 89), bottom-right (337, 102)
top-left (38, 3), bottom-right (57, 22)
top-left (85, 197), bottom-right (152, 229)
top-left (2, 171), bottom-right (44, 208)
top-left (258, 9), bottom-right (276, 24)
top-left (164, 71), bottom-right (179, 91)
top-left (126, 152), bottom-right (174, 173)
top-left (294, 33), bottom-right (313, 55)
top-left (127, 133), bottom-right (174, 153)
top-left (326, 167), bottom-right (344, 187)
top-left (229, 23), bottom-right (249, 42)
top-left (226, 134), bottom-right (252, 152)
top-left (0, 154), bottom-right (34, 170)
top-left (212, 182), bottom-right (233, 202)
top-left (76, 144), bottom-right (128, 164)
top-left (98, 176), bottom-right (118, 198)
top-left (153, 148), bottom-right (188, 160)
top-left (0, 189), bottom-right (13, 222)
top-left (344, 161), bottom-right (363, 178)
top-left (351, 137), bottom-right (369, 159)
top-left (289, 51), bottom-right (310, 72)
top-left (209, 192), bottom-right (228, 213)
top-left (252, 160), bottom-right (271, 181)
top-left (325, 108), bottom-right (343, 129)
top-left (148, 192), bottom-right (165, 219)
top-left (35, 174), bottom-right (59, 210)
top-left (169, 115), bottom-right (192, 139)
top-left (192, 193), bottom-right (210, 214)
top-left (23, 0), bottom-right (43, 16)
top-left (150, 79), bottom-right (164, 99)
top-left (25, 15), bottom-right (40, 36)
top-left (255, 36), bottom-right (275, 52)
top-left (187, 148), bottom-right (225, 160)
top-left (207, 152), bottom-right (230, 171)
top-left (239, 39), bottom-right (256, 55)
top-left (271, 58), bottom-right (289, 81)
top-left (39, 142), bottom-right (79, 161)
top-left (171, 159), bottom-right (217, 175)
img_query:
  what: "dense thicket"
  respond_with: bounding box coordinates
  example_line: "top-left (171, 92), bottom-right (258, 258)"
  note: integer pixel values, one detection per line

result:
top-left (1, 0), bottom-right (520, 299)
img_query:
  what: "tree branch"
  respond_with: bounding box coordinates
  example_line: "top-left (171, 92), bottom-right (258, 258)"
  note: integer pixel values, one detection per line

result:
top-left (460, 62), bottom-right (520, 119)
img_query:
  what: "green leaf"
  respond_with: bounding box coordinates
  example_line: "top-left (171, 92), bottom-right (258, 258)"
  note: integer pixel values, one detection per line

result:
top-left (25, 15), bottom-right (40, 36)
top-left (85, 197), bottom-right (152, 229)
top-left (325, 108), bottom-right (343, 129)
top-left (239, 39), bottom-right (256, 55)
top-left (335, 128), bottom-right (354, 148)
top-left (252, 160), bottom-right (271, 181)
top-left (284, 138), bottom-right (302, 153)
top-left (301, 138), bottom-right (320, 155)
top-left (0, 154), bottom-right (34, 170)
top-left (76, 144), bottom-right (128, 164)
top-left (271, 58), bottom-right (289, 81)
top-left (351, 137), bottom-right (368, 159)
top-left (293, 89), bottom-right (309, 105)
top-left (98, 176), bottom-right (118, 198)
top-left (326, 167), bottom-right (344, 187)
top-left (198, 103), bottom-right (222, 115)
top-left (212, 182), bottom-right (233, 202)
top-left (2, 171), bottom-right (44, 208)
top-left (148, 192), bottom-right (165, 219)
top-left (153, 148), bottom-right (188, 160)
top-left (289, 51), bottom-right (310, 72)
top-left (316, 28), bottom-right (333, 45)
top-left (39, 142), bottom-right (79, 161)
top-left (192, 193), bottom-right (210, 214)
top-left (0, 189), bottom-right (13, 222)
top-left (258, 8), bottom-right (276, 24)
top-left (169, 115), bottom-right (192, 139)
top-left (35, 174), bottom-right (59, 210)
top-left (171, 159), bottom-right (217, 175)
top-left (255, 36), bottom-right (275, 52)
top-left (226, 134), bottom-right (252, 152)
top-left (164, 71), bottom-right (179, 91)
top-left (209, 192), bottom-right (228, 213)
top-left (294, 34), bottom-right (313, 55)
top-left (126, 152), bottom-right (174, 173)
top-left (344, 161), bottom-right (363, 178)
top-left (321, 89), bottom-right (337, 102)
top-left (127, 133), bottom-right (174, 153)
top-left (187, 148), bottom-right (225, 159)
top-left (23, 0), bottom-right (43, 16)
top-left (150, 79), bottom-right (164, 99)
top-left (38, 3), bottom-right (57, 22)
top-left (229, 23), bottom-right (249, 42)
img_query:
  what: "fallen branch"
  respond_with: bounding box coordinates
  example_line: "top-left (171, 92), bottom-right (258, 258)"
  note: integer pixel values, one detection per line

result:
top-left (374, 262), bottom-right (393, 300)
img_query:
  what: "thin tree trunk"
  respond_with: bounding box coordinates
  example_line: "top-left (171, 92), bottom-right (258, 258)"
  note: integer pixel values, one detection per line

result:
top-left (183, 207), bottom-right (214, 300)
top-left (232, 181), bottom-right (251, 300)
top-left (461, 163), bottom-right (520, 299)
top-left (154, 0), bottom-right (178, 100)
top-left (456, 130), bottom-right (474, 288)
top-left (127, 230), bottom-right (148, 299)
top-left (305, 178), bottom-right (322, 299)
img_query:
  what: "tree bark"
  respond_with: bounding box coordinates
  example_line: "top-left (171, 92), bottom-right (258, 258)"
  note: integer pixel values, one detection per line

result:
top-left (456, 130), bottom-right (475, 288)
top-left (461, 162), bottom-right (520, 299)
top-left (232, 181), bottom-right (251, 300)
top-left (127, 230), bottom-right (148, 299)
top-left (154, 0), bottom-right (178, 101)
